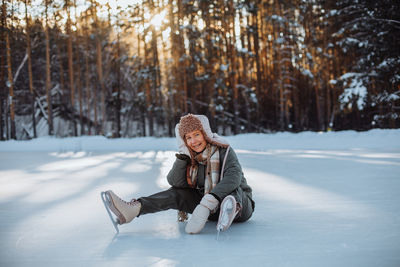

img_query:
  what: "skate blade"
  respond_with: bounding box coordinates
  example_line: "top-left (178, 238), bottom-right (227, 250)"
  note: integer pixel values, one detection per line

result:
top-left (216, 197), bottom-right (235, 232)
top-left (216, 229), bottom-right (221, 241)
top-left (101, 191), bottom-right (120, 234)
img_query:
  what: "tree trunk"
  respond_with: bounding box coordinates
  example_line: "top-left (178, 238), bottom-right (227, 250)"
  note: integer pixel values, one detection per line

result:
top-left (1, 0), bottom-right (6, 139)
top-left (169, 0), bottom-right (187, 114)
top-left (142, 5), bottom-right (153, 136)
top-left (73, 0), bottom-right (83, 135)
top-left (2, 0), bottom-right (7, 139)
top-left (114, 20), bottom-right (121, 138)
top-left (93, 4), bottom-right (105, 135)
top-left (45, 1), bottom-right (54, 135)
top-left (24, 0), bottom-right (36, 138)
top-left (96, 40), bottom-right (105, 134)
top-left (88, 0), bottom-right (98, 134)
top-left (252, 4), bottom-right (262, 128)
top-left (5, 17), bottom-right (15, 139)
top-left (239, 12), bottom-right (252, 132)
top-left (84, 8), bottom-right (92, 135)
top-left (76, 51), bottom-right (83, 135)
top-left (66, 1), bottom-right (77, 136)
top-left (85, 44), bottom-right (91, 135)
top-left (151, 28), bottom-right (158, 109)
top-left (228, 0), bottom-right (239, 134)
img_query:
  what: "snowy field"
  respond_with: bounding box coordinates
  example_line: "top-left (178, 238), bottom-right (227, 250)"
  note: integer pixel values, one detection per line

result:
top-left (1, 129), bottom-right (400, 267)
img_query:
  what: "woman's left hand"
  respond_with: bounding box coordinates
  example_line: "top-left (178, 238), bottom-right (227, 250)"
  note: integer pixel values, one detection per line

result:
top-left (185, 194), bottom-right (219, 234)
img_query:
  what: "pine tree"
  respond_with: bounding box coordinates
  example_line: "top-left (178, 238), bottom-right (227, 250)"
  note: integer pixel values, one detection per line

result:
top-left (24, 0), bottom-right (37, 138)
top-left (44, 0), bottom-right (54, 135)
top-left (5, 0), bottom-right (16, 139)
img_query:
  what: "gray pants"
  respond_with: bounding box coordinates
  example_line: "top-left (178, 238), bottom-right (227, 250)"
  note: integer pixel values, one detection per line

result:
top-left (138, 187), bottom-right (254, 222)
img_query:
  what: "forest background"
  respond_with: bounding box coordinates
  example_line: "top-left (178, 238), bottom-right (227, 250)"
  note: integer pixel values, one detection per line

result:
top-left (1, 0), bottom-right (399, 140)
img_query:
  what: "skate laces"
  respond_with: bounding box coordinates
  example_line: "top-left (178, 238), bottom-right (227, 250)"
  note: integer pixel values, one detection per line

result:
top-left (112, 192), bottom-right (139, 207)
top-left (128, 198), bottom-right (140, 206)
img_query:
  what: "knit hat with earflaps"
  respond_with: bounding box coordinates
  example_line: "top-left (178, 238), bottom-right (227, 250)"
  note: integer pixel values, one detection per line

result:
top-left (175, 114), bottom-right (229, 156)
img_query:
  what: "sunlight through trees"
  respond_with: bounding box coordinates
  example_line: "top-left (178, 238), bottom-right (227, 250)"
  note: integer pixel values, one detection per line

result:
top-left (1, 0), bottom-right (399, 139)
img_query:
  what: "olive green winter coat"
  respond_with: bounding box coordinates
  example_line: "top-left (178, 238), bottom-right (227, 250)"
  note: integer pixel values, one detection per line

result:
top-left (167, 147), bottom-right (255, 209)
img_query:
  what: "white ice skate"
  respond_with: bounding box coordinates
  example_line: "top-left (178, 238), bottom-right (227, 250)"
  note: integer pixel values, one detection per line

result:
top-left (100, 190), bottom-right (141, 233)
top-left (216, 195), bottom-right (239, 233)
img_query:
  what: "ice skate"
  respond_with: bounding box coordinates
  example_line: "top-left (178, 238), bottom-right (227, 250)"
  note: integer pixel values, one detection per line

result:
top-left (101, 190), bottom-right (141, 233)
top-left (101, 191), bottom-right (120, 233)
top-left (216, 195), bottom-right (239, 232)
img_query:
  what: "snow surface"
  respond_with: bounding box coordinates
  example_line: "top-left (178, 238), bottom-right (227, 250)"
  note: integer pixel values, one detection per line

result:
top-left (1, 129), bottom-right (400, 267)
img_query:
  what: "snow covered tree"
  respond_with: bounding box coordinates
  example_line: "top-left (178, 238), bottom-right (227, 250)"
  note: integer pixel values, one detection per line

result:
top-left (1, 0), bottom-right (398, 140)
top-left (333, 0), bottom-right (400, 129)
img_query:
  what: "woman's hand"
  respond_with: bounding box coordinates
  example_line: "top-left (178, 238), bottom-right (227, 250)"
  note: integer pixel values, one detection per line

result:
top-left (175, 153), bottom-right (191, 163)
top-left (185, 194), bottom-right (219, 234)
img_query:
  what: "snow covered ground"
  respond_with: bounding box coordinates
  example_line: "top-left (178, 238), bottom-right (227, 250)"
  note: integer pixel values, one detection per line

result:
top-left (1, 129), bottom-right (400, 267)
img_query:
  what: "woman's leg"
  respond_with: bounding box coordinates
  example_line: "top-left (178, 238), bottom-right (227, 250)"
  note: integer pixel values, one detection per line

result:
top-left (234, 194), bottom-right (254, 222)
top-left (138, 187), bottom-right (202, 216)
top-left (208, 192), bottom-right (254, 222)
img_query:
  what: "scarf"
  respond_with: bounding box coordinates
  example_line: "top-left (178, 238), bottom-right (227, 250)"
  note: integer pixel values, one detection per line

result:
top-left (187, 144), bottom-right (220, 194)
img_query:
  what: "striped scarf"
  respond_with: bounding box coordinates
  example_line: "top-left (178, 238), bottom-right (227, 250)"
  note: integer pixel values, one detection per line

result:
top-left (187, 144), bottom-right (220, 194)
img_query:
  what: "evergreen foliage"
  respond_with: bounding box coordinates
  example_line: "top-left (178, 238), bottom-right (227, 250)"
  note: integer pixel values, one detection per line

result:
top-left (1, 0), bottom-right (399, 139)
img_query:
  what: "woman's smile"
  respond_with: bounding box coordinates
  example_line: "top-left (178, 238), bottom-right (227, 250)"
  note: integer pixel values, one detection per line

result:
top-left (185, 130), bottom-right (207, 153)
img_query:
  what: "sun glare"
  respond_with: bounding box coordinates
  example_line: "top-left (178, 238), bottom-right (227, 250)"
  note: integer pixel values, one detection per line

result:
top-left (150, 11), bottom-right (168, 30)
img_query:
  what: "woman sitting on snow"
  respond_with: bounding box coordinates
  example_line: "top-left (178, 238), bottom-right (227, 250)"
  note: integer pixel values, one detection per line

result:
top-left (103, 114), bottom-right (255, 234)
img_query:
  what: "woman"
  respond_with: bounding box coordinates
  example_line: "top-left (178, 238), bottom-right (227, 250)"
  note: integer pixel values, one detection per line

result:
top-left (103, 114), bottom-right (255, 234)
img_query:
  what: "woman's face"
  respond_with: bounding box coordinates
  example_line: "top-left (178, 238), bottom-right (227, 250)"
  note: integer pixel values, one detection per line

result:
top-left (185, 130), bottom-right (207, 153)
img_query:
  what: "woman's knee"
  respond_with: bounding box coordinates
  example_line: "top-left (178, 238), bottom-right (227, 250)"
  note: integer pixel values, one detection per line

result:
top-left (235, 195), bottom-right (254, 222)
top-left (169, 187), bottom-right (202, 212)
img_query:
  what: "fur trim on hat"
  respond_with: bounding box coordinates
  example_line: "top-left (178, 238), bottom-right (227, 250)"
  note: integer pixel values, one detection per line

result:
top-left (178, 114), bottom-right (204, 140)
top-left (175, 114), bottom-right (229, 156)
